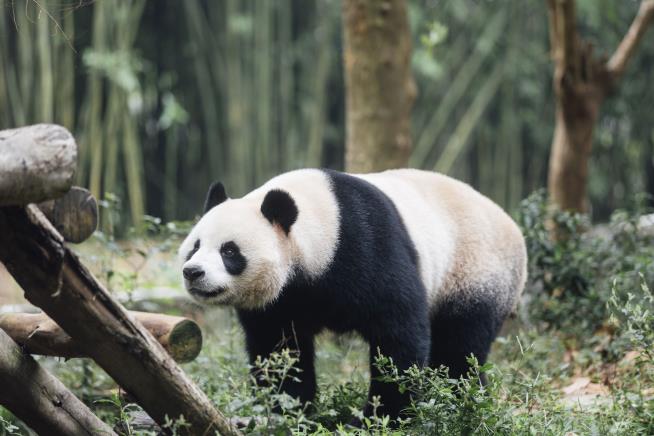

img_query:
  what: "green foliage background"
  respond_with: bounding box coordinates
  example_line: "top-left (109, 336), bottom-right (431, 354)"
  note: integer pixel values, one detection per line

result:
top-left (1, 0), bottom-right (652, 228)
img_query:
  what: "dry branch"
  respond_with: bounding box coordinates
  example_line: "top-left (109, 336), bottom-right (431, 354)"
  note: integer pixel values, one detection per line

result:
top-left (0, 328), bottom-right (116, 436)
top-left (38, 187), bottom-right (98, 243)
top-left (607, 0), bottom-right (654, 81)
top-left (0, 124), bottom-right (77, 206)
top-left (0, 205), bottom-right (241, 436)
top-left (0, 311), bottom-right (202, 364)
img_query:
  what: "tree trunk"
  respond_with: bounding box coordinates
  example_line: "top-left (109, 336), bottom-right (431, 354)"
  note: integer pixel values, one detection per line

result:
top-left (547, 83), bottom-right (601, 213)
top-left (546, 0), bottom-right (654, 213)
top-left (0, 311), bottom-right (203, 363)
top-left (0, 205), bottom-right (241, 436)
top-left (0, 124), bottom-right (77, 206)
top-left (342, 0), bottom-right (416, 172)
top-left (0, 328), bottom-right (116, 436)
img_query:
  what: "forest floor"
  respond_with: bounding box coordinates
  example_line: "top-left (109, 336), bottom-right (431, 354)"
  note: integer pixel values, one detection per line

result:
top-left (2, 193), bottom-right (654, 435)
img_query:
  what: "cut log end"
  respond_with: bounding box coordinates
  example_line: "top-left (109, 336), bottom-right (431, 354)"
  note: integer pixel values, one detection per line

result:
top-left (38, 187), bottom-right (98, 243)
top-left (167, 319), bottom-right (203, 363)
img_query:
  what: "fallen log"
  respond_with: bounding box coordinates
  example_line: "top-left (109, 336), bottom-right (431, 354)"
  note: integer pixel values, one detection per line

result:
top-left (0, 311), bottom-right (202, 363)
top-left (0, 327), bottom-right (116, 436)
top-left (38, 187), bottom-right (98, 243)
top-left (0, 124), bottom-right (77, 206)
top-left (0, 205), bottom-right (241, 436)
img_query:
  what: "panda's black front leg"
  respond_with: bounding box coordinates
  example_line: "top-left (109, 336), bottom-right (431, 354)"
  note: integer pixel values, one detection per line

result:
top-left (363, 316), bottom-right (431, 420)
top-left (276, 333), bottom-right (316, 405)
top-left (239, 312), bottom-right (317, 406)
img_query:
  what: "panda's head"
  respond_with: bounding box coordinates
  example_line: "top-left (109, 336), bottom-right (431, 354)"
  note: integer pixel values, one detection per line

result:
top-left (178, 182), bottom-right (298, 309)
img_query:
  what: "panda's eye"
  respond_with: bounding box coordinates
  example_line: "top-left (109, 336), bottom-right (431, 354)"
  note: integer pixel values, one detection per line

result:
top-left (223, 247), bottom-right (235, 257)
top-left (220, 242), bottom-right (238, 258)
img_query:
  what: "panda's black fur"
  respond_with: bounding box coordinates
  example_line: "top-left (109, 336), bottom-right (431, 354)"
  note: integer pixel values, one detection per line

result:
top-left (233, 170), bottom-right (509, 419)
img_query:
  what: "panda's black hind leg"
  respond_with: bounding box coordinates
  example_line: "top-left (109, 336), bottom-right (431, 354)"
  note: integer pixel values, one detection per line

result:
top-left (428, 291), bottom-right (507, 380)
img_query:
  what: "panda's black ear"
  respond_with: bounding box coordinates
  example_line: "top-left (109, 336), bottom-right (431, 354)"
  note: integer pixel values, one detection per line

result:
top-left (203, 181), bottom-right (228, 214)
top-left (261, 189), bottom-right (298, 235)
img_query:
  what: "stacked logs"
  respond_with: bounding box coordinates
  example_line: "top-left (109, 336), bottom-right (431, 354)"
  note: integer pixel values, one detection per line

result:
top-left (0, 124), bottom-right (240, 436)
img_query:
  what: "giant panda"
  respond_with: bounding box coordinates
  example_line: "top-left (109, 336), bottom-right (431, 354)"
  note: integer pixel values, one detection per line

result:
top-left (179, 168), bottom-right (527, 420)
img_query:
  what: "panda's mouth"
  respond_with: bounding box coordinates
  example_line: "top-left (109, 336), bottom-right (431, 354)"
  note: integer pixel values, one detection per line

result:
top-left (188, 287), bottom-right (226, 299)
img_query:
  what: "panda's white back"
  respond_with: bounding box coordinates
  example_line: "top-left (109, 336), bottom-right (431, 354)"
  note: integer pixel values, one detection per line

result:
top-left (356, 169), bottom-right (526, 310)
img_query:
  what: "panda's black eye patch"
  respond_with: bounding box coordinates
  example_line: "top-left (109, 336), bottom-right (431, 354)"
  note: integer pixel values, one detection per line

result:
top-left (220, 241), bottom-right (237, 258)
top-left (220, 241), bottom-right (246, 275)
top-left (186, 239), bottom-right (200, 261)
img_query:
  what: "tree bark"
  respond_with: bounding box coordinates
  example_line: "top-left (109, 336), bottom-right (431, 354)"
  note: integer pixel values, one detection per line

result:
top-left (0, 328), bottom-right (116, 436)
top-left (342, 0), bottom-right (416, 172)
top-left (0, 311), bottom-right (203, 364)
top-left (546, 0), bottom-right (654, 213)
top-left (0, 205), bottom-right (241, 436)
top-left (0, 124), bottom-right (77, 206)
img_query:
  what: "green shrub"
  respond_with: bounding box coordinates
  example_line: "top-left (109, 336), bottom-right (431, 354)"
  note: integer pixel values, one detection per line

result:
top-left (517, 191), bottom-right (654, 338)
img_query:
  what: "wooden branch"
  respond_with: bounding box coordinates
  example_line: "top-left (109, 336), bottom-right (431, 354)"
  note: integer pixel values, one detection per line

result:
top-left (0, 328), bottom-right (116, 436)
top-left (0, 206), bottom-right (241, 436)
top-left (38, 187), bottom-right (98, 244)
top-left (0, 124), bottom-right (77, 206)
top-left (607, 0), bottom-right (654, 81)
top-left (0, 311), bottom-right (202, 364)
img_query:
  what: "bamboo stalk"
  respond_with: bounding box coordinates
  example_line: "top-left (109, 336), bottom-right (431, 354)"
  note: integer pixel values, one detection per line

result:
top-left (85, 2), bottom-right (107, 199)
top-left (278, 0), bottom-right (293, 171)
top-left (183, 0), bottom-right (222, 177)
top-left (226, 0), bottom-right (246, 195)
top-left (435, 62), bottom-right (504, 174)
top-left (164, 126), bottom-right (179, 221)
top-left (17, 5), bottom-right (34, 121)
top-left (59, 10), bottom-right (75, 131)
top-left (306, 0), bottom-right (335, 168)
top-left (37, 0), bottom-right (54, 122)
top-left (412, 9), bottom-right (507, 168)
top-left (0, 4), bottom-right (9, 127)
top-left (254, 0), bottom-right (272, 184)
top-left (123, 118), bottom-right (146, 225)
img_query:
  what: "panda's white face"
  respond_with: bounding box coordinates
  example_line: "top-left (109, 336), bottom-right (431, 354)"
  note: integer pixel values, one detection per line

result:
top-left (179, 193), bottom-right (296, 310)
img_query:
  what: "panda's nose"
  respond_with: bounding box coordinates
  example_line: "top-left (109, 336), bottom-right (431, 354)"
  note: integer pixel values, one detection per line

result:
top-left (183, 266), bottom-right (205, 281)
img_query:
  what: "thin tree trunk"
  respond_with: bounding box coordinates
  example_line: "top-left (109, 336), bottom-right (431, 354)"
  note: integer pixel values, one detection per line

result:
top-left (546, 0), bottom-right (654, 213)
top-left (342, 0), bottom-right (416, 172)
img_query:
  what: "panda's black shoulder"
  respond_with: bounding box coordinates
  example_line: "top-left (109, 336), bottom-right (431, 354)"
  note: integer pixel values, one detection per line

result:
top-left (318, 168), bottom-right (419, 271)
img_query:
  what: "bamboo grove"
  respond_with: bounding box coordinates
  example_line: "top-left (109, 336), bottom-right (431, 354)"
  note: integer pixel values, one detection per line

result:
top-left (1, 0), bottom-right (652, 230)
